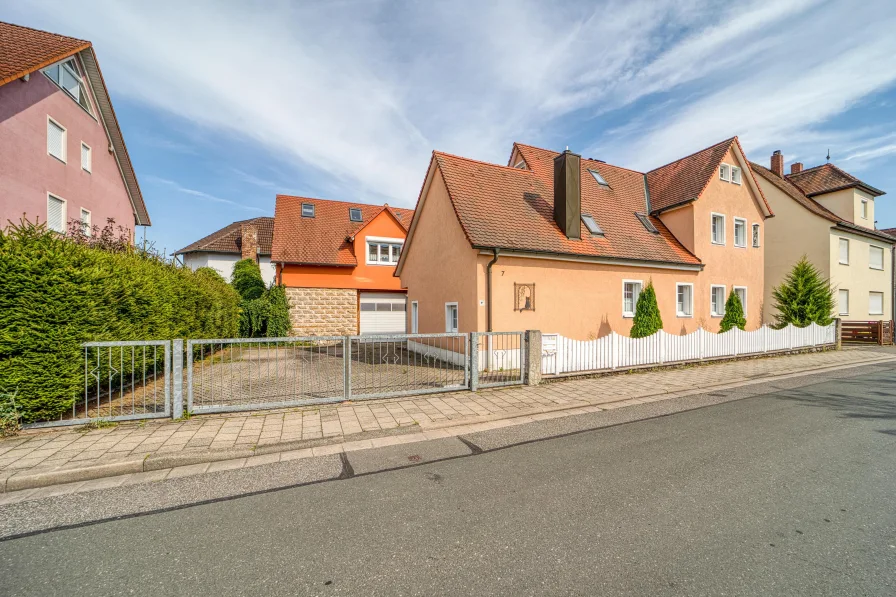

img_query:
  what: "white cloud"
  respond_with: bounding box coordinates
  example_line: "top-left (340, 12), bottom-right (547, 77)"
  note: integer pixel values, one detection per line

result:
top-left (143, 176), bottom-right (266, 212)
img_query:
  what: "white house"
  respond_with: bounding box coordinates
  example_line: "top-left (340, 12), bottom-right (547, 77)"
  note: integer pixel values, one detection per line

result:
top-left (175, 217), bottom-right (276, 286)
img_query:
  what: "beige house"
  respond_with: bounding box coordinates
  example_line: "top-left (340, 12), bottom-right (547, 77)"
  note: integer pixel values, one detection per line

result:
top-left (751, 152), bottom-right (893, 323)
top-left (396, 138), bottom-right (772, 340)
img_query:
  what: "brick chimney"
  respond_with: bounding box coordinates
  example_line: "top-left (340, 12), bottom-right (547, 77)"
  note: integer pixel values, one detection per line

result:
top-left (240, 223), bottom-right (258, 261)
top-left (553, 149), bottom-right (581, 239)
top-left (770, 150), bottom-right (784, 177)
top-left (790, 162), bottom-right (803, 175)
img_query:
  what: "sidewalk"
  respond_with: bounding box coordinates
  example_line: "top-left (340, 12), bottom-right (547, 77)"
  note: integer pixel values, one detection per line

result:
top-left (1, 347), bottom-right (893, 494)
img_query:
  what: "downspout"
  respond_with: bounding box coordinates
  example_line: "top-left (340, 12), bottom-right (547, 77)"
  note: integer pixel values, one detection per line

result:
top-left (486, 248), bottom-right (500, 332)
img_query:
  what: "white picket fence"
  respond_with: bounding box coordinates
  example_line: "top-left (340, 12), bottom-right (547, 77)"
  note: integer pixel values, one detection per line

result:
top-left (541, 323), bottom-right (836, 375)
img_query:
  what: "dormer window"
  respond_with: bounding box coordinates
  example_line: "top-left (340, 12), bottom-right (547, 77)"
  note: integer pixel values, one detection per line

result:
top-left (42, 59), bottom-right (92, 115)
top-left (581, 214), bottom-right (603, 236)
top-left (589, 169), bottom-right (609, 187)
top-left (349, 207), bottom-right (362, 222)
top-left (301, 203), bottom-right (315, 218)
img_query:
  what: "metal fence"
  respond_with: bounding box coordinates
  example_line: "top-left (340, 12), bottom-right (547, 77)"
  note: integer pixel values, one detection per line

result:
top-left (25, 340), bottom-right (171, 429)
top-left (473, 331), bottom-right (527, 389)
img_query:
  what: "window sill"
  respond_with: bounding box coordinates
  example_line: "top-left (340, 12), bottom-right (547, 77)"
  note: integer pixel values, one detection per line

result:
top-left (734, 244), bottom-right (747, 249)
top-left (622, 314), bottom-right (634, 319)
top-left (838, 262), bottom-right (849, 266)
top-left (366, 262), bottom-right (398, 266)
top-left (870, 267), bottom-right (884, 271)
top-left (711, 314), bottom-right (723, 318)
top-left (676, 313), bottom-right (693, 318)
top-left (711, 241), bottom-right (726, 246)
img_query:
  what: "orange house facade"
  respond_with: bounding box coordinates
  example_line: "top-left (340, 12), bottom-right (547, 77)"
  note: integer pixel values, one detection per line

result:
top-left (397, 138), bottom-right (772, 340)
top-left (271, 195), bottom-right (413, 336)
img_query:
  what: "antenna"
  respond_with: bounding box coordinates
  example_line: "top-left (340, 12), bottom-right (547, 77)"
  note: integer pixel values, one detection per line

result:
top-left (826, 148), bottom-right (830, 162)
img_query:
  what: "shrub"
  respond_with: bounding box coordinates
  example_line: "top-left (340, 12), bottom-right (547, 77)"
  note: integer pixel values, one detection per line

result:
top-left (771, 256), bottom-right (835, 328)
top-left (0, 220), bottom-right (240, 422)
top-left (631, 281), bottom-right (663, 338)
top-left (719, 291), bottom-right (747, 332)
top-left (232, 258), bottom-right (265, 300)
top-left (238, 286), bottom-right (292, 338)
top-left (265, 285), bottom-right (292, 338)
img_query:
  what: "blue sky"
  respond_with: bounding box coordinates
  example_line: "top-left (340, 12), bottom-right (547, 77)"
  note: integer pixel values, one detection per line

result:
top-left (5, 0), bottom-right (896, 256)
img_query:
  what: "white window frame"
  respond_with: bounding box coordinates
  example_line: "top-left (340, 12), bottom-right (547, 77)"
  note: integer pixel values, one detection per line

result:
top-left (869, 291), bottom-right (884, 316)
top-left (676, 283), bottom-right (693, 318)
top-left (411, 301), bottom-right (419, 334)
top-left (839, 238), bottom-right (849, 265)
top-left (365, 236), bottom-right (404, 265)
top-left (81, 141), bottom-right (91, 173)
top-left (733, 286), bottom-right (747, 311)
top-left (838, 289), bottom-right (849, 316)
top-left (622, 279), bottom-right (643, 318)
top-left (752, 223), bottom-right (760, 248)
top-left (445, 302), bottom-right (458, 333)
top-left (869, 245), bottom-right (884, 270)
top-left (47, 193), bottom-right (67, 233)
top-left (730, 166), bottom-right (742, 185)
top-left (733, 217), bottom-right (747, 248)
top-left (47, 116), bottom-right (66, 163)
top-left (301, 203), bottom-right (315, 217)
top-left (710, 285), bottom-right (726, 317)
top-left (719, 163), bottom-right (730, 182)
top-left (860, 199), bottom-right (868, 220)
top-left (79, 207), bottom-right (91, 235)
top-left (711, 213), bottom-right (726, 245)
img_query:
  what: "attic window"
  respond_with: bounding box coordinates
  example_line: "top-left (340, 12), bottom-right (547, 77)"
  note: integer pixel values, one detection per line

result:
top-left (635, 212), bottom-right (659, 234)
top-left (514, 160), bottom-right (526, 169)
top-left (581, 214), bottom-right (604, 236)
top-left (589, 169), bottom-right (609, 187)
top-left (301, 203), bottom-right (315, 218)
top-left (349, 207), bottom-right (362, 222)
top-left (42, 59), bottom-right (92, 115)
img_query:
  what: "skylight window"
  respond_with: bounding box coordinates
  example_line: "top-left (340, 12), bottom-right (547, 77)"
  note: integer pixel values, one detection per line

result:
top-left (349, 207), bottom-right (362, 222)
top-left (581, 214), bottom-right (604, 236)
top-left (301, 203), bottom-right (315, 218)
top-left (635, 212), bottom-right (658, 234)
top-left (589, 169), bottom-right (609, 187)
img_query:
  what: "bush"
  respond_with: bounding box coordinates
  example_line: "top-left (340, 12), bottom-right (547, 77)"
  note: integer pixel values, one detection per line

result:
top-left (232, 258), bottom-right (265, 300)
top-left (265, 285), bottom-right (292, 337)
top-left (719, 291), bottom-right (747, 332)
top-left (0, 220), bottom-right (240, 422)
top-left (631, 281), bottom-right (663, 338)
top-left (771, 256), bottom-right (835, 328)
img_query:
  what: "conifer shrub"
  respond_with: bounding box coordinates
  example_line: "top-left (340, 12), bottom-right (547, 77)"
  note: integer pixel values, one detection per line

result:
top-left (630, 281), bottom-right (663, 338)
top-left (719, 291), bottom-right (747, 332)
top-left (771, 256), bottom-right (835, 328)
top-left (0, 220), bottom-right (240, 422)
top-left (232, 259), bottom-right (292, 338)
top-left (232, 258), bottom-right (265, 300)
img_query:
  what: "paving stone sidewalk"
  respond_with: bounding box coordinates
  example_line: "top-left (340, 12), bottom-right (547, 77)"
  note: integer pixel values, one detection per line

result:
top-left (1, 348), bottom-right (892, 493)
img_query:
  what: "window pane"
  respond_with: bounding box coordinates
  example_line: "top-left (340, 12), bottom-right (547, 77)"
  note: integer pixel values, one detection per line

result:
top-left (870, 292), bottom-right (883, 315)
top-left (839, 239), bottom-right (849, 264)
top-left (368, 243), bottom-right (377, 262)
top-left (735, 221), bottom-right (745, 246)
top-left (871, 247), bottom-right (883, 269)
top-left (391, 244), bottom-right (401, 262)
top-left (379, 244), bottom-right (389, 262)
top-left (81, 144), bottom-right (91, 171)
top-left (838, 290), bottom-right (849, 315)
top-left (43, 64), bottom-right (60, 83)
top-left (735, 288), bottom-right (746, 307)
top-left (61, 66), bottom-right (80, 101)
top-left (752, 224), bottom-right (760, 247)
top-left (48, 120), bottom-right (64, 160)
top-left (47, 196), bottom-right (64, 232)
top-left (731, 167), bottom-right (741, 184)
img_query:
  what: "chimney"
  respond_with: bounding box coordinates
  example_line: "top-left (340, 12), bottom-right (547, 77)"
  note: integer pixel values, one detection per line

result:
top-left (790, 162), bottom-right (803, 175)
top-left (240, 223), bottom-right (258, 261)
top-left (770, 150), bottom-right (784, 177)
top-left (553, 149), bottom-right (581, 239)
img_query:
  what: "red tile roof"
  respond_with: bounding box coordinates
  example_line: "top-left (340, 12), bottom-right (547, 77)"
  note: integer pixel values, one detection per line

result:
top-left (175, 217), bottom-right (274, 255)
top-left (786, 162), bottom-right (885, 197)
top-left (271, 196), bottom-right (413, 265)
top-left (432, 145), bottom-right (701, 267)
top-left (0, 21), bottom-right (90, 86)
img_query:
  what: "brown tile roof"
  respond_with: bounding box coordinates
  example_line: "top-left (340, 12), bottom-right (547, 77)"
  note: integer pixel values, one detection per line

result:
top-left (751, 162), bottom-right (896, 244)
top-left (880, 228), bottom-right (896, 237)
top-left (786, 162), bottom-right (885, 197)
top-left (271, 196), bottom-right (413, 266)
top-left (175, 217), bottom-right (274, 255)
top-left (0, 21), bottom-right (90, 86)
top-left (432, 145), bottom-right (701, 267)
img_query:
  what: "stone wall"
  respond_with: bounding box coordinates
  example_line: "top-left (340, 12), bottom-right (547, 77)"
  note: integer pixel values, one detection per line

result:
top-left (286, 287), bottom-right (357, 336)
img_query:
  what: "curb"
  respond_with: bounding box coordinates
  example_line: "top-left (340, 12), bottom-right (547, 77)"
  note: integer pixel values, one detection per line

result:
top-left (2, 354), bottom-right (894, 494)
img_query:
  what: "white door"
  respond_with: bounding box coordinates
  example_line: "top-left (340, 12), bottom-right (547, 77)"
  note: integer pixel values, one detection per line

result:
top-left (359, 293), bottom-right (407, 334)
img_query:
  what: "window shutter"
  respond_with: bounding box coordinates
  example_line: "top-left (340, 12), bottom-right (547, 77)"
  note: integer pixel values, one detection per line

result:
top-left (839, 239), bottom-right (849, 264)
top-left (47, 196), bottom-right (65, 232)
top-left (871, 246), bottom-right (883, 269)
top-left (81, 143), bottom-right (91, 171)
top-left (870, 292), bottom-right (883, 315)
top-left (839, 290), bottom-right (849, 315)
top-left (48, 120), bottom-right (65, 160)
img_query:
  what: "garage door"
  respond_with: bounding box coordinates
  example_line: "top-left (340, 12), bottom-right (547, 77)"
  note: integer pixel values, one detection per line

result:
top-left (359, 293), bottom-right (407, 335)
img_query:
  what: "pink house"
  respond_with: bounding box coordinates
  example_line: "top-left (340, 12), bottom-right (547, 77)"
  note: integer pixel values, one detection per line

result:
top-left (0, 22), bottom-right (149, 237)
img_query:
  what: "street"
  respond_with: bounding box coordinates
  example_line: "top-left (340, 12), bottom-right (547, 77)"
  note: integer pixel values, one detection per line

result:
top-left (1, 367), bottom-right (895, 596)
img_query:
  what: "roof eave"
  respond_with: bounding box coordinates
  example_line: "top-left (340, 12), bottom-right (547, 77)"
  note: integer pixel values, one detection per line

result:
top-left (0, 41), bottom-right (91, 86)
top-left (470, 245), bottom-right (704, 270)
top-left (806, 183), bottom-right (886, 198)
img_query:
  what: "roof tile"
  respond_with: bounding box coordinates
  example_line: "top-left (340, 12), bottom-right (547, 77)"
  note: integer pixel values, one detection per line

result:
top-left (0, 21), bottom-right (90, 86)
top-left (786, 162), bottom-right (885, 197)
top-left (176, 217), bottom-right (274, 255)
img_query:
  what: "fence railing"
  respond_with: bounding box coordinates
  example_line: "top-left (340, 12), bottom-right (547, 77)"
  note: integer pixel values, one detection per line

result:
top-left (542, 323), bottom-right (836, 376)
top-left (842, 320), bottom-right (894, 345)
top-left (473, 332), bottom-right (527, 388)
top-left (24, 340), bottom-right (171, 429)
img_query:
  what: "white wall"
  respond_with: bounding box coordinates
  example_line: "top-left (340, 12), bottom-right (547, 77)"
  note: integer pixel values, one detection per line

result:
top-left (182, 252), bottom-right (276, 286)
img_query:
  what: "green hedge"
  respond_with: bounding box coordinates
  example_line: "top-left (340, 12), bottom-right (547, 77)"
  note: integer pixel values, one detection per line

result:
top-left (0, 221), bottom-right (240, 422)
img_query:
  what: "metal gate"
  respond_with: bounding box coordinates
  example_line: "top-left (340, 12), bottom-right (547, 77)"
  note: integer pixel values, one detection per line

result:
top-left (473, 332), bottom-right (527, 389)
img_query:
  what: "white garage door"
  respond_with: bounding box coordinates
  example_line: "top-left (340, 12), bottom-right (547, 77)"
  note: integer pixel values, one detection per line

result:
top-left (359, 293), bottom-right (407, 335)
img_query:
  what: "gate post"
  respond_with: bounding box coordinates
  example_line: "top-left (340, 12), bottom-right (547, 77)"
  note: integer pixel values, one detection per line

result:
top-left (172, 339), bottom-right (183, 419)
top-left (470, 333), bottom-right (480, 392)
top-left (524, 330), bottom-right (542, 386)
top-left (343, 336), bottom-right (351, 400)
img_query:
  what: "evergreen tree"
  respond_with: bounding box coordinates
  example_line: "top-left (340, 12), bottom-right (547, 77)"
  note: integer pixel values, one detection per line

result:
top-left (231, 259), bottom-right (265, 300)
top-left (719, 290), bottom-right (746, 332)
top-left (630, 281), bottom-right (663, 338)
top-left (771, 256), bottom-right (835, 328)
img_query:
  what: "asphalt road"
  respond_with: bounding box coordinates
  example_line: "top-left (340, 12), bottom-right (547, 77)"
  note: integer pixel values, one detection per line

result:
top-left (1, 367), bottom-right (895, 596)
